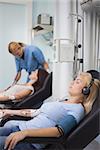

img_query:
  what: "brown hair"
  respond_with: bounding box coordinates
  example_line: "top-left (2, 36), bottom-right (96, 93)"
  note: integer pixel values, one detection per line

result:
top-left (8, 41), bottom-right (25, 53)
top-left (8, 42), bottom-right (15, 53)
top-left (33, 69), bottom-right (49, 92)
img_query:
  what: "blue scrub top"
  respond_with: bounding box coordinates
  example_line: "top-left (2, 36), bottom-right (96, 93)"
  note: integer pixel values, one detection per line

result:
top-left (15, 45), bottom-right (46, 74)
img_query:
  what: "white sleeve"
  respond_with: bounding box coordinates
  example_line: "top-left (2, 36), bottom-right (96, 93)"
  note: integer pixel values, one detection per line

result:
top-left (23, 86), bottom-right (34, 95)
top-left (26, 86), bottom-right (34, 91)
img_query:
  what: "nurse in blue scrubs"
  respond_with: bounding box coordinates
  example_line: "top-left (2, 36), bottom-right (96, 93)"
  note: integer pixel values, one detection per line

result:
top-left (8, 42), bottom-right (49, 84)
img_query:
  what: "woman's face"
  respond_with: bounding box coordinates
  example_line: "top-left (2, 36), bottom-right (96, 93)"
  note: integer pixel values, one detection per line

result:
top-left (29, 70), bottom-right (38, 81)
top-left (10, 43), bottom-right (23, 57)
top-left (68, 75), bottom-right (86, 96)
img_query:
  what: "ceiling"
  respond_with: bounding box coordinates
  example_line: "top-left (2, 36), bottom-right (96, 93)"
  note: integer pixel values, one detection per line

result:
top-left (0, 0), bottom-right (32, 4)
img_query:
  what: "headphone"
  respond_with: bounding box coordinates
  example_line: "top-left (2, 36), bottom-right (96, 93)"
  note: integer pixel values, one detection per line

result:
top-left (82, 78), bottom-right (94, 95)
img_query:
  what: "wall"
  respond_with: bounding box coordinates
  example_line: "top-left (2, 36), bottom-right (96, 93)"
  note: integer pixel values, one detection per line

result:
top-left (81, 0), bottom-right (100, 71)
top-left (32, 0), bottom-right (55, 26)
top-left (0, 3), bottom-right (30, 89)
top-left (32, 0), bottom-right (55, 69)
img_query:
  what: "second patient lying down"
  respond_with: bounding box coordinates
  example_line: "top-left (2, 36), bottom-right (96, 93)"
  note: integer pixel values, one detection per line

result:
top-left (0, 69), bottom-right (48, 102)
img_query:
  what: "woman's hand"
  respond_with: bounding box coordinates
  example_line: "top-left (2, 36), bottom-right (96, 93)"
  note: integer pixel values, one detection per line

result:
top-left (0, 109), bottom-right (12, 119)
top-left (0, 109), bottom-right (7, 118)
top-left (5, 131), bottom-right (27, 150)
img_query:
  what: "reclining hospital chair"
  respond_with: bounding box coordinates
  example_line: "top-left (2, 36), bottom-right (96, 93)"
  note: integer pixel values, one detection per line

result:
top-left (20, 85), bottom-right (99, 150)
top-left (0, 72), bottom-right (52, 109)
top-left (0, 70), bottom-right (100, 150)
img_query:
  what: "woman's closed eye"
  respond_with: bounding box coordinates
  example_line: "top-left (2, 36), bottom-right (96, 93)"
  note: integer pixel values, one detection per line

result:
top-left (74, 78), bottom-right (83, 85)
top-left (76, 80), bottom-right (81, 84)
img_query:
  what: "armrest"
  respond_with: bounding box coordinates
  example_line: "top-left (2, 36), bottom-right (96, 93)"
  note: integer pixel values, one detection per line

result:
top-left (22, 136), bottom-right (63, 144)
top-left (0, 100), bottom-right (14, 105)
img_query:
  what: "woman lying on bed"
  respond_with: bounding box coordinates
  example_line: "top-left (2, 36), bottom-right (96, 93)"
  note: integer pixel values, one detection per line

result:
top-left (0, 69), bottom-right (48, 102)
top-left (0, 72), bottom-right (99, 150)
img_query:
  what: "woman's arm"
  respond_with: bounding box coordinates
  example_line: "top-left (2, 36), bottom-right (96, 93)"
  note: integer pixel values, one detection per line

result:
top-left (23, 127), bottom-right (61, 137)
top-left (14, 89), bottom-right (32, 100)
top-left (5, 127), bottom-right (61, 150)
top-left (0, 89), bottom-right (32, 102)
top-left (0, 95), bottom-right (9, 101)
top-left (1, 109), bottom-right (38, 118)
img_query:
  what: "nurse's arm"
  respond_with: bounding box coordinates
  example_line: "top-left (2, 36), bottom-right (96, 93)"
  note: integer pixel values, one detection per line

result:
top-left (12, 71), bottom-right (21, 85)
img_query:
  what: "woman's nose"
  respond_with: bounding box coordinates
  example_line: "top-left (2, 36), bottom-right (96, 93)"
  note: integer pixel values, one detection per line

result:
top-left (71, 81), bottom-right (74, 85)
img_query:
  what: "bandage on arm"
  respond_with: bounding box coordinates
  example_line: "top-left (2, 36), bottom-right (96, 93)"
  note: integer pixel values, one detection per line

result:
top-left (8, 95), bottom-right (15, 100)
top-left (30, 109), bottom-right (40, 117)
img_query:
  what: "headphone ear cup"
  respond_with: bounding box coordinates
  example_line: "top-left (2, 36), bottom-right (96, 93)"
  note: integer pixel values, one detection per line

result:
top-left (82, 87), bottom-right (90, 95)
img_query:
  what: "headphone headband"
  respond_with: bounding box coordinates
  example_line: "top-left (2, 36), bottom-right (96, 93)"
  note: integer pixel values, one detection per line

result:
top-left (88, 78), bottom-right (94, 88)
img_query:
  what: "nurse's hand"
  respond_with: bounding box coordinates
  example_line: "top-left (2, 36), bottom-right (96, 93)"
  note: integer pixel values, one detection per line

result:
top-left (12, 80), bottom-right (17, 86)
top-left (5, 131), bottom-right (27, 150)
top-left (46, 68), bottom-right (51, 73)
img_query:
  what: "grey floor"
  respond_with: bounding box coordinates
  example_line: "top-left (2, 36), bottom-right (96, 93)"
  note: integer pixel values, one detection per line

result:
top-left (84, 135), bottom-right (100, 150)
